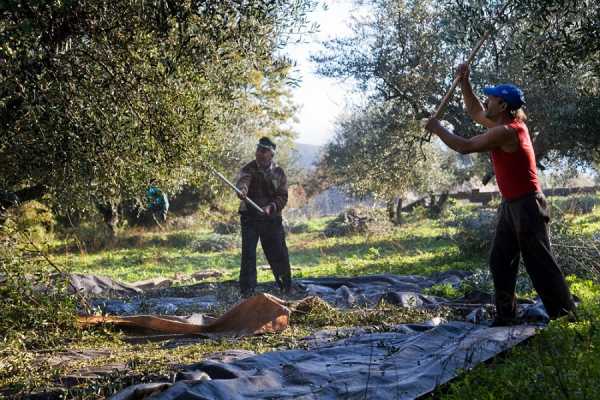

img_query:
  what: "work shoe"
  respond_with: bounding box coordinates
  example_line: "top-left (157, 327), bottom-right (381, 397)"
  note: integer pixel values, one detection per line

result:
top-left (280, 285), bottom-right (296, 296)
top-left (553, 309), bottom-right (578, 323)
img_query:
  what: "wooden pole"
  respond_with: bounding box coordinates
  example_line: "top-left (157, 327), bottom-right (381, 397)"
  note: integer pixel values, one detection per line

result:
top-left (432, 0), bottom-right (513, 120)
top-left (208, 166), bottom-right (266, 215)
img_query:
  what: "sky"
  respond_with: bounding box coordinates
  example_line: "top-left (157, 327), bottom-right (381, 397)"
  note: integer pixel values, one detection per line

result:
top-left (285, 0), bottom-right (364, 146)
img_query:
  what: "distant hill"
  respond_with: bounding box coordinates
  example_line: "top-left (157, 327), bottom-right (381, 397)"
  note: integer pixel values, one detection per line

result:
top-left (293, 142), bottom-right (322, 170)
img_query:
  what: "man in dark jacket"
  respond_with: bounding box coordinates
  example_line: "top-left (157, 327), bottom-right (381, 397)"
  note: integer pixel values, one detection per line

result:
top-left (235, 137), bottom-right (292, 296)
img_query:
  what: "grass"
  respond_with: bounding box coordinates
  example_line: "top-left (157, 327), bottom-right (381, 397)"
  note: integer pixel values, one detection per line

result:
top-left (3, 198), bottom-right (600, 398)
top-left (0, 301), bottom-right (450, 398)
top-left (434, 200), bottom-right (600, 399)
top-left (566, 211), bottom-right (600, 237)
top-left (54, 217), bottom-right (483, 284)
top-left (439, 278), bottom-right (600, 400)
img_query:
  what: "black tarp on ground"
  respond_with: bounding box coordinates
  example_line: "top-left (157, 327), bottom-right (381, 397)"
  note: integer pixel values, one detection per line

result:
top-left (87, 272), bottom-right (472, 315)
top-left (95, 272), bottom-right (549, 400)
top-left (111, 321), bottom-right (538, 400)
top-left (85, 271), bottom-right (548, 324)
top-left (296, 272), bottom-right (471, 308)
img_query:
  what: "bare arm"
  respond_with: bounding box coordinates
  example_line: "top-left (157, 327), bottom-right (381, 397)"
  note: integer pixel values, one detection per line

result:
top-left (425, 119), bottom-right (518, 154)
top-left (458, 64), bottom-right (495, 128)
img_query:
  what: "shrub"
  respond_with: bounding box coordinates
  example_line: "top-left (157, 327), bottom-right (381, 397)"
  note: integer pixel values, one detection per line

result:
top-left (169, 214), bottom-right (200, 230)
top-left (164, 231), bottom-right (197, 248)
top-left (549, 193), bottom-right (600, 215)
top-left (459, 268), bottom-right (534, 297)
top-left (323, 207), bottom-right (391, 237)
top-left (288, 221), bottom-right (310, 234)
top-left (118, 234), bottom-right (146, 248)
top-left (286, 215), bottom-right (328, 234)
top-left (212, 220), bottom-right (240, 235)
top-left (447, 208), bottom-right (497, 256)
top-left (190, 234), bottom-right (237, 252)
top-left (550, 219), bottom-right (600, 282)
top-left (0, 223), bottom-right (79, 353)
top-left (12, 201), bottom-right (56, 243)
top-left (291, 296), bottom-right (450, 328)
top-left (423, 283), bottom-right (463, 299)
top-left (61, 219), bottom-right (114, 253)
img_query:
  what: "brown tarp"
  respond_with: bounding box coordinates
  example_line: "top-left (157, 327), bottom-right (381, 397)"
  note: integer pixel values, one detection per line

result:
top-left (78, 293), bottom-right (289, 337)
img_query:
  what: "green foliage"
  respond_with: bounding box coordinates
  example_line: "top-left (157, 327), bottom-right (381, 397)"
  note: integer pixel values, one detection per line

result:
top-left (458, 267), bottom-right (534, 299)
top-left (549, 194), bottom-right (600, 216)
top-left (292, 296), bottom-right (449, 328)
top-left (0, 225), bottom-right (78, 351)
top-left (323, 207), bottom-right (391, 237)
top-left (301, 216), bottom-right (333, 233)
top-left (446, 0), bottom-right (600, 78)
top-left (288, 221), bottom-right (310, 234)
top-left (212, 219), bottom-right (241, 235)
top-left (190, 234), bottom-right (238, 253)
top-left (46, 194), bottom-right (600, 286)
top-left (59, 217), bottom-right (117, 253)
top-left (0, 223), bottom-right (84, 395)
top-left (54, 211), bottom-right (476, 283)
top-left (446, 206), bottom-right (497, 256)
top-left (445, 195), bottom-right (600, 283)
top-left (423, 282), bottom-right (463, 299)
top-left (424, 268), bottom-right (536, 300)
top-left (315, 0), bottom-right (482, 198)
top-left (0, 0), bottom-right (316, 213)
top-left (6, 198), bottom-right (600, 397)
top-left (154, 231), bottom-right (198, 249)
top-left (443, 0), bottom-right (600, 164)
top-left (322, 109), bottom-right (478, 198)
top-left (315, 0), bottom-right (600, 201)
top-left (550, 209), bottom-right (600, 282)
top-left (10, 201), bottom-right (56, 244)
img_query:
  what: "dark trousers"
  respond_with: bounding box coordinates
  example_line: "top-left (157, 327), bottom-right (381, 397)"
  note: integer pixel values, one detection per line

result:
top-left (489, 192), bottom-right (575, 319)
top-left (240, 215), bottom-right (292, 293)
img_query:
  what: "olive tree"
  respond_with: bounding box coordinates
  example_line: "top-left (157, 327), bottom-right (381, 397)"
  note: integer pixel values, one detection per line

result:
top-left (314, 0), bottom-right (599, 206)
top-left (314, 0), bottom-right (484, 206)
top-left (0, 0), bottom-right (316, 219)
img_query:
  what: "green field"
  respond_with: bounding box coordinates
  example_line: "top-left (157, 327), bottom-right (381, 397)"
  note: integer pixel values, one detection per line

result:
top-left (2, 198), bottom-right (600, 398)
top-left (57, 215), bottom-right (482, 284)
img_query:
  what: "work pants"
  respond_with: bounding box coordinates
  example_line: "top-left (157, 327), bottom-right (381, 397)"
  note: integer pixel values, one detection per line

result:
top-left (489, 192), bottom-right (575, 319)
top-left (240, 215), bottom-right (292, 294)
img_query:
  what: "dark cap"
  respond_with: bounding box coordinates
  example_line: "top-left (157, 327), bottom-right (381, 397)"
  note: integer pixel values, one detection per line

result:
top-left (483, 84), bottom-right (525, 110)
top-left (257, 136), bottom-right (276, 153)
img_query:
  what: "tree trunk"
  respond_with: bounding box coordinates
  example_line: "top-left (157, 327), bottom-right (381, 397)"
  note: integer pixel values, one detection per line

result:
top-left (394, 197), bottom-right (403, 225)
top-left (95, 201), bottom-right (119, 238)
top-left (387, 197), bottom-right (403, 225)
top-left (387, 198), bottom-right (395, 222)
top-left (428, 192), bottom-right (449, 218)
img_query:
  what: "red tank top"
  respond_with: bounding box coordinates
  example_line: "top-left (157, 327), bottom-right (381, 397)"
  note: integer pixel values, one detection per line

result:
top-left (490, 120), bottom-right (541, 200)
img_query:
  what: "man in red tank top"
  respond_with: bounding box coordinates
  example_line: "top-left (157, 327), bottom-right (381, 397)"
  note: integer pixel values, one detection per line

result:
top-left (425, 64), bottom-right (575, 325)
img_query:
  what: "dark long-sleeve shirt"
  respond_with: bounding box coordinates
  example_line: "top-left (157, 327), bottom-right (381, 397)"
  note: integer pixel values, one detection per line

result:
top-left (235, 161), bottom-right (288, 217)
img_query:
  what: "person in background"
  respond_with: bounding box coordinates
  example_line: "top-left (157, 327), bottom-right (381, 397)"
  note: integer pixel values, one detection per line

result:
top-left (146, 181), bottom-right (169, 224)
top-left (424, 64), bottom-right (575, 325)
top-left (235, 137), bottom-right (292, 297)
